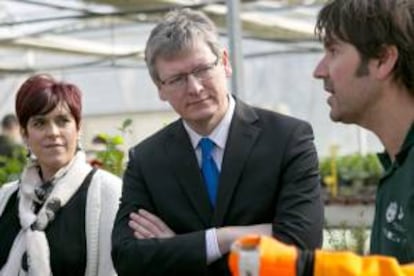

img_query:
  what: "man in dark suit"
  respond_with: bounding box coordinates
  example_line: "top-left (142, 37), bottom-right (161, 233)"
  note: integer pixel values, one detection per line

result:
top-left (111, 8), bottom-right (323, 276)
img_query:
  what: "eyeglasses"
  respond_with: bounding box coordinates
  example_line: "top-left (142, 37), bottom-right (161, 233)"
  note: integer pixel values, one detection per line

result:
top-left (159, 57), bottom-right (220, 91)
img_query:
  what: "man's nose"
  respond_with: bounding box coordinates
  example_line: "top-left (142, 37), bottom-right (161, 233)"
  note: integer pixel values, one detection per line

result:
top-left (313, 56), bottom-right (328, 79)
top-left (186, 74), bottom-right (203, 94)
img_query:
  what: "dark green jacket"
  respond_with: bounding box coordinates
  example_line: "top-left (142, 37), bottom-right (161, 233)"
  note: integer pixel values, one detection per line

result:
top-left (371, 123), bottom-right (414, 264)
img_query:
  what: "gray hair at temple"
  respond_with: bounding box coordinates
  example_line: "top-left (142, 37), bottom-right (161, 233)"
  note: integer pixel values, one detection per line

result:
top-left (315, 0), bottom-right (414, 92)
top-left (144, 8), bottom-right (222, 84)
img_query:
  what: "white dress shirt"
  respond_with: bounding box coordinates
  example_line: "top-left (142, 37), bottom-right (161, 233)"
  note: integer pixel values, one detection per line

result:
top-left (183, 95), bottom-right (236, 264)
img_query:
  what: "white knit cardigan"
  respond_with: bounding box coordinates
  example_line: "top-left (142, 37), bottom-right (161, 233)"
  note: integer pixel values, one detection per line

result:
top-left (0, 167), bottom-right (122, 276)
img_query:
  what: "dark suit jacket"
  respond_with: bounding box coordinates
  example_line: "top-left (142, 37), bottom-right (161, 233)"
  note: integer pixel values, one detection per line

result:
top-left (112, 99), bottom-right (323, 276)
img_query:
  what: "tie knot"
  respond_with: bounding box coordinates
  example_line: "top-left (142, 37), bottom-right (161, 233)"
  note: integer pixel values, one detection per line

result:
top-left (199, 137), bottom-right (214, 157)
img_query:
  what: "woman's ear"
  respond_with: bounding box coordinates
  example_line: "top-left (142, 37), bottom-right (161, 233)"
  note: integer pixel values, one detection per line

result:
top-left (20, 127), bottom-right (27, 143)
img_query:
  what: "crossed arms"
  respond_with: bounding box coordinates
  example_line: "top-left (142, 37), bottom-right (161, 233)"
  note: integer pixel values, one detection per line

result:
top-left (111, 121), bottom-right (323, 275)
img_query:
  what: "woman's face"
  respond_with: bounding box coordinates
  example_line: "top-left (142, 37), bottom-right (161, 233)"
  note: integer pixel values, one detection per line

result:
top-left (22, 103), bottom-right (80, 180)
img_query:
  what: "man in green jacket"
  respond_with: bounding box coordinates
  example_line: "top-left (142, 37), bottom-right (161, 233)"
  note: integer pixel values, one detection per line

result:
top-left (313, 0), bottom-right (414, 263)
top-left (230, 0), bottom-right (414, 274)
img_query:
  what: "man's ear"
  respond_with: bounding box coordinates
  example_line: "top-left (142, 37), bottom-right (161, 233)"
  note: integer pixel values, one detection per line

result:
top-left (221, 49), bottom-right (233, 78)
top-left (376, 45), bottom-right (398, 80)
top-left (158, 87), bottom-right (167, 101)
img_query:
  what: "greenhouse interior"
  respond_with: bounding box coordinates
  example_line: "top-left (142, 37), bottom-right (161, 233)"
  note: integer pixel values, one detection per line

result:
top-left (0, 0), bottom-right (394, 255)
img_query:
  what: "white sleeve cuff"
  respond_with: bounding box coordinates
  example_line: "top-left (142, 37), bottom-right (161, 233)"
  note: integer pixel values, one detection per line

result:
top-left (205, 228), bottom-right (222, 264)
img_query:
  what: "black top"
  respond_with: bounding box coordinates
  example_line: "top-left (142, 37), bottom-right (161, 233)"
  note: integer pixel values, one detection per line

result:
top-left (0, 172), bottom-right (93, 275)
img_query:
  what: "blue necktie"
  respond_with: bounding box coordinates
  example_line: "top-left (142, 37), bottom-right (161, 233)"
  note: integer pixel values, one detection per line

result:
top-left (199, 138), bottom-right (219, 206)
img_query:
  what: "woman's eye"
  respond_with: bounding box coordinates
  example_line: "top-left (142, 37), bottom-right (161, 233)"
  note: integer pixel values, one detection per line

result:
top-left (33, 120), bottom-right (44, 127)
top-left (57, 117), bottom-right (70, 126)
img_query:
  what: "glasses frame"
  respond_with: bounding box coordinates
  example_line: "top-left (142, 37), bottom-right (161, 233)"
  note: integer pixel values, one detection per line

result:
top-left (159, 56), bottom-right (220, 90)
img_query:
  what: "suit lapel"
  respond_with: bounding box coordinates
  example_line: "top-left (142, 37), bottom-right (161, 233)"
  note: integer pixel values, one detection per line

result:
top-left (165, 121), bottom-right (213, 227)
top-left (214, 100), bottom-right (261, 225)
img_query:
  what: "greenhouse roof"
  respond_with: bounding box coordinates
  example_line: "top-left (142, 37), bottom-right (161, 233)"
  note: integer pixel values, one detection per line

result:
top-left (0, 0), bottom-right (323, 75)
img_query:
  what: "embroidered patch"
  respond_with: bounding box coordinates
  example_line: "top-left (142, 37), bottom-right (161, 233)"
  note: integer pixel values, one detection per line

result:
top-left (386, 202), bottom-right (398, 223)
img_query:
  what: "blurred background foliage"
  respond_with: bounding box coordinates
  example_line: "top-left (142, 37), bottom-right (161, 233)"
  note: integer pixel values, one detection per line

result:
top-left (320, 153), bottom-right (383, 187)
top-left (89, 118), bottom-right (132, 177)
top-left (0, 146), bottom-right (26, 186)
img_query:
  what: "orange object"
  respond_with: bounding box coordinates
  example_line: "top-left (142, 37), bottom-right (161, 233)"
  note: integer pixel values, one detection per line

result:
top-left (229, 235), bottom-right (414, 276)
top-left (314, 250), bottom-right (414, 276)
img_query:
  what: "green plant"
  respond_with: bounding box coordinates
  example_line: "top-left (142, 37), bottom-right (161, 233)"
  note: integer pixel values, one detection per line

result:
top-left (91, 118), bottom-right (132, 176)
top-left (325, 221), bottom-right (349, 251)
top-left (324, 220), bottom-right (369, 255)
top-left (320, 153), bottom-right (383, 187)
top-left (351, 223), bottom-right (369, 255)
top-left (0, 146), bottom-right (27, 186)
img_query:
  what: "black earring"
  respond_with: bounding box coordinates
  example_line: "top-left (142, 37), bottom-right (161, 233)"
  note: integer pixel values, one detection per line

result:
top-left (26, 148), bottom-right (32, 159)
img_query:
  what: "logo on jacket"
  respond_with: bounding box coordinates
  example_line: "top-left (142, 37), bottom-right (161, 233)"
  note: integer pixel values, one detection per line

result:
top-left (385, 202), bottom-right (398, 223)
top-left (384, 201), bottom-right (406, 244)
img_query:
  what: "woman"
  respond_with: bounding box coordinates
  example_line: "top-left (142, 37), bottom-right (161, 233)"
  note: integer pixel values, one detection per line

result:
top-left (0, 74), bottom-right (122, 276)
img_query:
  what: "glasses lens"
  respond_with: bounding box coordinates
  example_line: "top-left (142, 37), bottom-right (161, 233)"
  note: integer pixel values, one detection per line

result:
top-left (162, 58), bottom-right (218, 90)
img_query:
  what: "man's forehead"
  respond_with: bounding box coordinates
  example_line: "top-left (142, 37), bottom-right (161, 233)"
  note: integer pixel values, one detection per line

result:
top-left (156, 44), bottom-right (216, 65)
top-left (322, 33), bottom-right (344, 47)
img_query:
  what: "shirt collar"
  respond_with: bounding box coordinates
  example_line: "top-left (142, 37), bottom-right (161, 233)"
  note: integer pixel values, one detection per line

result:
top-left (183, 95), bottom-right (235, 150)
top-left (378, 121), bottom-right (414, 170)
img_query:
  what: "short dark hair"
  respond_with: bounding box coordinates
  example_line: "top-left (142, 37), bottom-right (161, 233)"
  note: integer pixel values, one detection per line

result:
top-left (15, 74), bottom-right (82, 130)
top-left (315, 0), bottom-right (414, 92)
top-left (1, 114), bottom-right (18, 130)
top-left (145, 8), bottom-right (222, 83)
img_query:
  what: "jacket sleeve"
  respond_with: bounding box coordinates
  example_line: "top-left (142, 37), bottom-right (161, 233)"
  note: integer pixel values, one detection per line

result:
top-left (273, 121), bottom-right (324, 249)
top-left (314, 250), bottom-right (414, 276)
top-left (111, 149), bottom-right (207, 276)
top-left (96, 171), bottom-right (122, 276)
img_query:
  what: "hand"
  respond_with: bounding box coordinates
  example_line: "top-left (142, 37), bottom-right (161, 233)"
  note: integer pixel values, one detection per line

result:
top-left (229, 235), bottom-right (298, 276)
top-left (216, 224), bottom-right (272, 255)
top-left (128, 209), bottom-right (175, 239)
